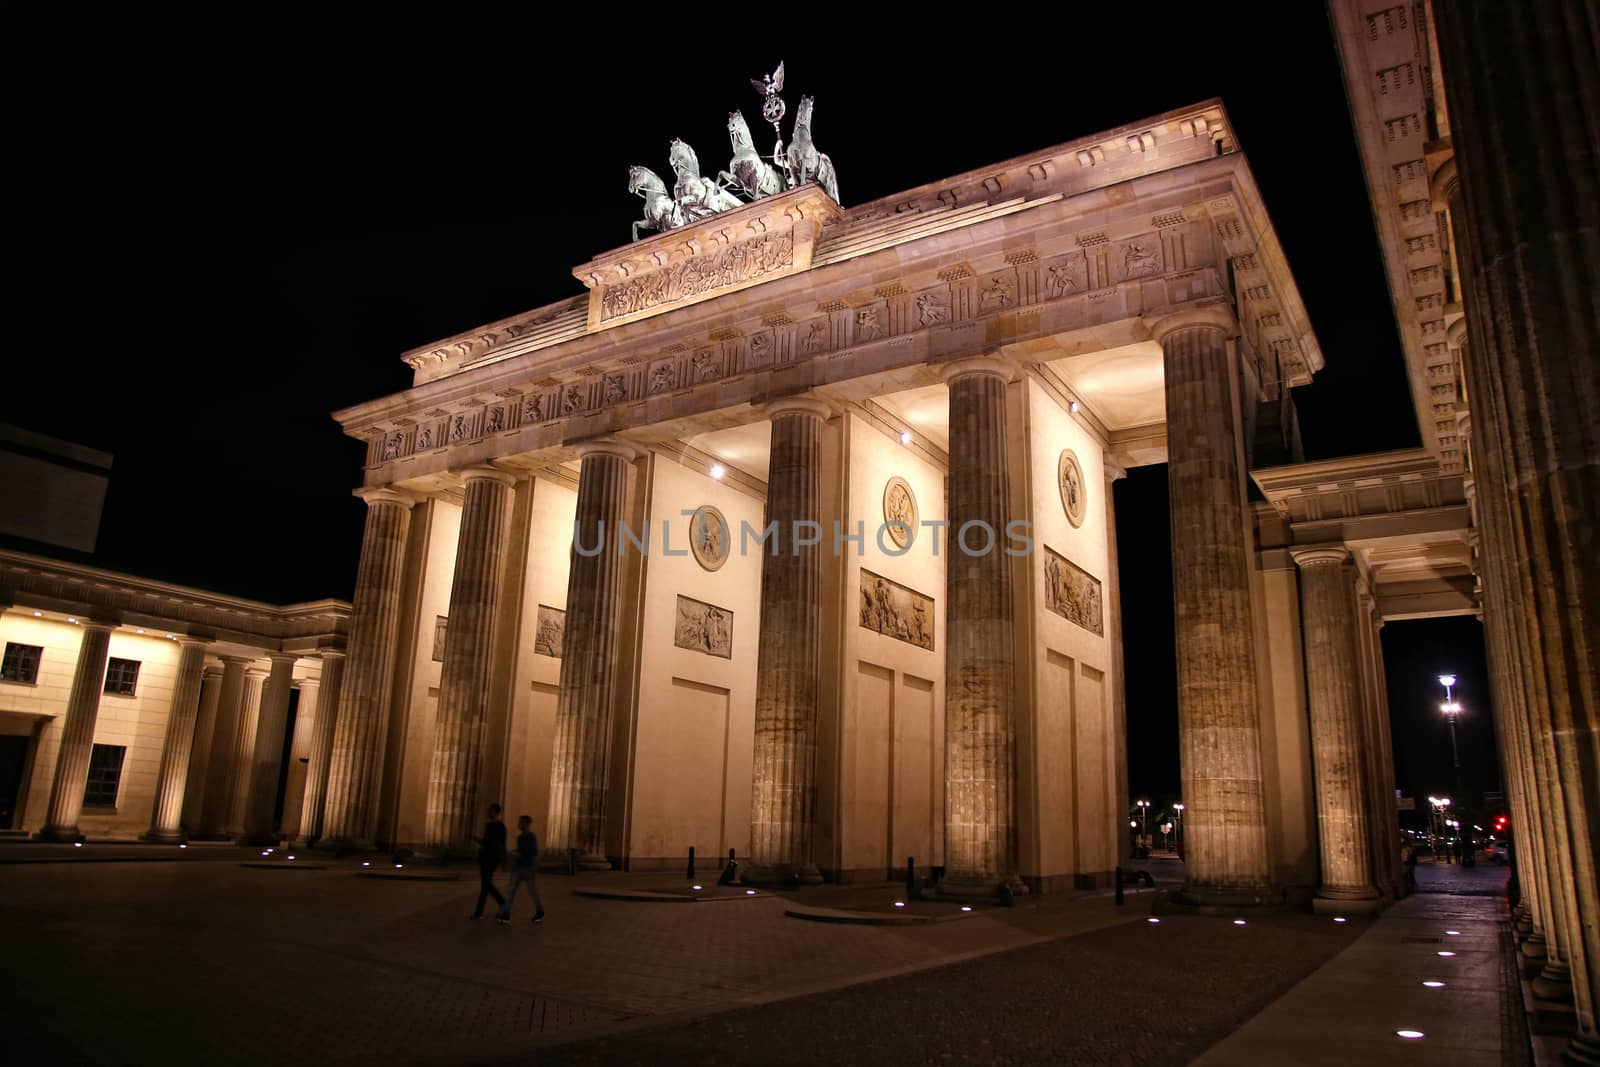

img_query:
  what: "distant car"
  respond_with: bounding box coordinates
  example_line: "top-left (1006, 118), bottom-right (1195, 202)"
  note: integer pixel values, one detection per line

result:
top-left (1490, 842), bottom-right (1509, 865)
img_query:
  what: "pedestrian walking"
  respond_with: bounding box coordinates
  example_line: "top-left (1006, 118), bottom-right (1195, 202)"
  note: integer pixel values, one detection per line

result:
top-left (498, 815), bottom-right (546, 924)
top-left (470, 802), bottom-right (508, 922)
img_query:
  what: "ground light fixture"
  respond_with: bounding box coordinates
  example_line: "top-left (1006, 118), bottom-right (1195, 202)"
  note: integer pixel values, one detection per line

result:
top-left (961, 906), bottom-right (973, 913)
top-left (1334, 917), bottom-right (1347, 923)
top-left (1233, 919), bottom-right (1247, 926)
top-left (1438, 951), bottom-right (1456, 957)
top-left (1147, 918), bottom-right (1160, 924)
top-left (1396, 1030), bottom-right (1425, 1040)
top-left (1423, 981), bottom-right (1445, 988)
top-left (745, 889), bottom-right (755, 895)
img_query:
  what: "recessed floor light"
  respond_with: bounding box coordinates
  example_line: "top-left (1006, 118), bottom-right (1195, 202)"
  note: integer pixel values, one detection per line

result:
top-left (1333, 917), bottom-right (1347, 923)
top-left (1437, 951), bottom-right (1456, 957)
top-left (1422, 980), bottom-right (1445, 988)
top-left (961, 906), bottom-right (973, 913)
top-left (1147, 918), bottom-right (1161, 924)
top-left (893, 901), bottom-right (905, 908)
top-left (1397, 1030), bottom-right (1425, 1039)
top-left (1446, 930), bottom-right (1460, 936)
top-left (1233, 919), bottom-right (1247, 926)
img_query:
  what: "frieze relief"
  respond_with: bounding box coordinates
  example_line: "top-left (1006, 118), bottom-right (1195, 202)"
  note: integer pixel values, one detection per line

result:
top-left (534, 605), bottom-right (565, 658)
top-left (858, 569), bottom-right (935, 651)
top-left (598, 229), bottom-right (796, 325)
top-left (1043, 547), bottom-right (1103, 637)
top-left (674, 595), bottom-right (733, 658)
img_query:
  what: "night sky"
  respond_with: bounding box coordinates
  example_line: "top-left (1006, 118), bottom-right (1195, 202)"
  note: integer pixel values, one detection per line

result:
top-left (4, 14), bottom-right (1497, 805)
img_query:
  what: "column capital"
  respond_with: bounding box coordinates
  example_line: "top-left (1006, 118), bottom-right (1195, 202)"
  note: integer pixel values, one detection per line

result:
top-left (202, 664), bottom-right (224, 678)
top-left (1290, 545), bottom-right (1351, 569)
top-left (356, 487), bottom-right (417, 510)
top-left (1447, 317), bottom-right (1468, 350)
top-left (216, 654), bottom-right (256, 668)
top-left (455, 465), bottom-right (518, 488)
top-left (175, 635), bottom-right (214, 650)
top-left (571, 437), bottom-right (639, 463)
top-left (1146, 304), bottom-right (1237, 344)
top-left (318, 649), bottom-right (348, 663)
top-left (760, 395), bottom-right (834, 421)
top-left (937, 354), bottom-right (1018, 385)
top-left (266, 651), bottom-right (298, 667)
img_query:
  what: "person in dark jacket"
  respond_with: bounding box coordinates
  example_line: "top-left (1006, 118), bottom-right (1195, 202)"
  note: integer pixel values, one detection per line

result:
top-left (498, 815), bottom-right (546, 924)
top-left (470, 803), bottom-right (507, 921)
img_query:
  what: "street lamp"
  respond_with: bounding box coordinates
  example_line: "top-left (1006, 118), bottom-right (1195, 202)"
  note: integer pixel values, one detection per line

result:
top-left (1136, 799), bottom-right (1150, 848)
top-left (1172, 803), bottom-right (1185, 857)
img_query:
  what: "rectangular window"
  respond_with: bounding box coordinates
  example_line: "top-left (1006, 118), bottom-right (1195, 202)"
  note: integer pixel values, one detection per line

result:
top-left (104, 657), bottom-right (140, 696)
top-left (83, 744), bottom-right (126, 809)
top-left (1, 642), bottom-right (43, 684)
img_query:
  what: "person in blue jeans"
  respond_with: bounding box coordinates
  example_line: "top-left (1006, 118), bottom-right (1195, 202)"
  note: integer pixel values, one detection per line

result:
top-left (498, 814), bottom-right (545, 925)
top-left (470, 803), bottom-right (507, 920)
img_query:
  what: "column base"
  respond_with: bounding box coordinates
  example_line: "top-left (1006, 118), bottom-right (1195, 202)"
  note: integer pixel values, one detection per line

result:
top-left (1166, 882), bottom-right (1286, 914)
top-left (1563, 1033), bottom-right (1600, 1066)
top-left (139, 829), bottom-right (186, 845)
top-left (33, 826), bottom-right (84, 844)
top-left (1531, 960), bottom-right (1573, 1003)
top-left (1521, 933), bottom-right (1549, 961)
top-left (1312, 893), bottom-right (1382, 916)
top-left (938, 873), bottom-right (1030, 904)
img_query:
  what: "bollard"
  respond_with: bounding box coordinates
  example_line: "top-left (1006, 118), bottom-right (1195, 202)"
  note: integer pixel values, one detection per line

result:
top-left (906, 856), bottom-right (917, 900)
top-left (1114, 865), bottom-right (1124, 906)
top-left (567, 847), bottom-right (578, 876)
top-left (688, 846), bottom-right (696, 881)
top-left (718, 848), bottom-right (738, 886)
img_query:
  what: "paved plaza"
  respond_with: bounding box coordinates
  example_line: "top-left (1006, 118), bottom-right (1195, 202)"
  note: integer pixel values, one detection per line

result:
top-left (0, 845), bottom-right (1530, 1065)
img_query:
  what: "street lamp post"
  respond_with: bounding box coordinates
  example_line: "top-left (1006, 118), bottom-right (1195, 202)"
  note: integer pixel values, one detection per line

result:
top-left (1439, 674), bottom-right (1473, 865)
top-left (1172, 803), bottom-right (1185, 859)
top-left (1136, 800), bottom-right (1150, 851)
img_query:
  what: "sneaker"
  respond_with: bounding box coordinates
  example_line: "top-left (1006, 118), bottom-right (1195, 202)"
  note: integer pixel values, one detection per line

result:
top-left (533, 911), bottom-right (545, 924)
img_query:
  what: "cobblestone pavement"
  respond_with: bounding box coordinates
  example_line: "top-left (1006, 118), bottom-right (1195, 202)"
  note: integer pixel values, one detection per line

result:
top-left (0, 854), bottom-right (1174, 1065)
top-left (517, 908), bottom-right (1362, 1066)
top-left (1414, 859), bottom-right (1511, 897)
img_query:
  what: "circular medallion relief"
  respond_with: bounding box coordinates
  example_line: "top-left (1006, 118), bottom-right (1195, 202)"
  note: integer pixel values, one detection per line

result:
top-left (688, 504), bottom-right (729, 572)
top-left (882, 476), bottom-right (918, 549)
top-left (1058, 450), bottom-right (1087, 528)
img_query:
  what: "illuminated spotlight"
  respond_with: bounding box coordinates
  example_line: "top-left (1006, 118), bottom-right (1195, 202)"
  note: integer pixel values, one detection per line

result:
top-left (745, 889), bottom-right (755, 895)
top-left (1422, 980), bottom-right (1445, 988)
top-left (287, 855), bottom-right (296, 861)
top-left (1333, 917), bottom-right (1347, 923)
top-left (692, 884), bottom-right (703, 891)
top-left (362, 862), bottom-right (371, 867)
top-left (1069, 400), bottom-right (1081, 413)
top-left (1446, 930), bottom-right (1460, 936)
top-left (67, 617), bottom-right (77, 624)
top-left (893, 901), bottom-right (905, 908)
top-left (1147, 918), bottom-right (1161, 924)
top-left (166, 634), bottom-right (175, 640)
top-left (136, 629), bottom-right (145, 635)
top-left (178, 844), bottom-right (187, 849)
top-left (1437, 951), bottom-right (1456, 957)
top-left (1233, 919), bottom-right (1247, 926)
top-left (395, 863), bottom-right (404, 869)
top-left (709, 464), bottom-right (725, 480)
top-left (899, 430), bottom-right (912, 445)
top-left (261, 851), bottom-right (270, 857)
top-left (1396, 1030), bottom-right (1425, 1040)
top-left (961, 906), bottom-right (973, 913)
top-left (32, 611), bottom-right (41, 617)
top-left (73, 842), bottom-right (83, 848)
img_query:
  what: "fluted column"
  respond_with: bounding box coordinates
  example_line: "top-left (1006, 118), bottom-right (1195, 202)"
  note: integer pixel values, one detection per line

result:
top-left (1154, 309), bottom-right (1274, 901)
top-left (1430, 31), bottom-right (1597, 1032)
top-left (747, 398), bottom-right (829, 885)
top-left (1294, 548), bottom-right (1380, 910)
top-left (321, 489), bottom-right (415, 849)
top-left (181, 666), bottom-right (223, 832)
top-left (423, 467), bottom-right (517, 858)
top-left (197, 656), bottom-right (250, 837)
top-left (545, 440), bottom-right (636, 870)
top-left (1360, 602), bottom-right (1404, 897)
top-left (941, 357), bottom-right (1025, 897)
top-left (34, 621), bottom-right (114, 842)
top-left (294, 652), bottom-right (345, 846)
top-left (1104, 458), bottom-right (1131, 866)
top-left (240, 653), bottom-right (297, 843)
top-left (142, 638), bottom-right (212, 843)
top-left (226, 668), bottom-right (268, 835)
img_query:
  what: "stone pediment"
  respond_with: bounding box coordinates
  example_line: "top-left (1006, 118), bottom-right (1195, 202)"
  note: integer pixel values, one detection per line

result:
top-left (573, 185), bottom-right (843, 333)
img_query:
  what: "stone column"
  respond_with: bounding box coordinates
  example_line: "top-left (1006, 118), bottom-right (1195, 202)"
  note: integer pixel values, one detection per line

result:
top-left (141, 638), bottom-right (212, 843)
top-left (1293, 548), bottom-right (1380, 912)
top-left (197, 656), bottom-right (250, 837)
top-left (1104, 458), bottom-right (1131, 866)
top-left (941, 357), bottom-right (1025, 897)
top-left (321, 489), bottom-right (415, 849)
top-left (1435, 10), bottom-right (1599, 1051)
top-left (747, 398), bottom-right (830, 885)
top-left (422, 467), bottom-right (517, 858)
top-left (294, 652), bottom-right (345, 846)
top-left (34, 621), bottom-right (115, 843)
top-left (1154, 308), bottom-right (1274, 902)
top-left (1360, 602), bottom-right (1404, 897)
top-left (240, 653), bottom-right (297, 844)
top-left (226, 668), bottom-right (268, 835)
top-left (545, 440), bottom-right (636, 870)
top-left (181, 665), bottom-right (223, 832)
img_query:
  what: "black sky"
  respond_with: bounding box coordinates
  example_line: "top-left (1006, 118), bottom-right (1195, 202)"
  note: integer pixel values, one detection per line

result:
top-left (3, 11), bottom-right (1495, 800)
